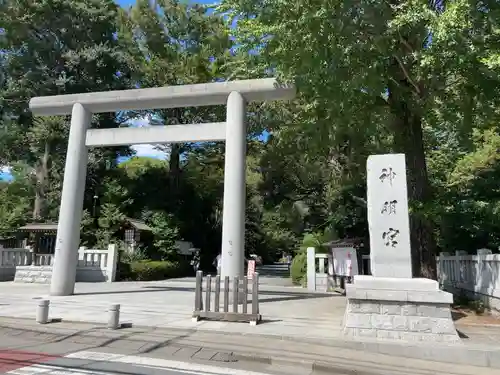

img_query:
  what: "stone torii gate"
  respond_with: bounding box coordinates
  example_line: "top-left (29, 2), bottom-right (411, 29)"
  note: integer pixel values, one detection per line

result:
top-left (29, 79), bottom-right (295, 296)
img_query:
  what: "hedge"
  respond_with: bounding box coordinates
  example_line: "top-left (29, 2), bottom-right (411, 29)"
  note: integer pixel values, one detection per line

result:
top-left (117, 259), bottom-right (189, 281)
top-left (290, 252), bottom-right (307, 286)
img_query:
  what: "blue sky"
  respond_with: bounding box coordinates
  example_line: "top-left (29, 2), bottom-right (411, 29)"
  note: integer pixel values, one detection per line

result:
top-left (0, 167), bottom-right (11, 181)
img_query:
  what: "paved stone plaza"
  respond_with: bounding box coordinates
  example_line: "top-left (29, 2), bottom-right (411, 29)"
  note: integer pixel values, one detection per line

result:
top-left (0, 277), bottom-right (346, 339)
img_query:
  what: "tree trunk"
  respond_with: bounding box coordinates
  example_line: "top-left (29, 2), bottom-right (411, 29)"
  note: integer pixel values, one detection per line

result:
top-left (166, 107), bottom-right (183, 202)
top-left (33, 142), bottom-right (50, 221)
top-left (169, 143), bottom-right (181, 197)
top-left (388, 85), bottom-right (437, 279)
top-left (32, 142), bottom-right (51, 255)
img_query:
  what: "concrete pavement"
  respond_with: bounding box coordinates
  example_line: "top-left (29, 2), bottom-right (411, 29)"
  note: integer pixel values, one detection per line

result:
top-left (0, 278), bottom-right (496, 342)
top-left (0, 278), bottom-right (345, 339)
top-left (0, 318), bottom-right (499, 375)
top-left (4, 278), bottom-right (500, 369)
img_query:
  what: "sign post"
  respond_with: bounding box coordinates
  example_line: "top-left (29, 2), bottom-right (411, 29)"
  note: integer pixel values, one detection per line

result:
top-left (247, 260), bottom-right (256, 279)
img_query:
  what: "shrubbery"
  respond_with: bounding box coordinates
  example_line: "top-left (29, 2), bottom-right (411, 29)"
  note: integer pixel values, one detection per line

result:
top-left (290, 252), bottom-right (307, 286)
top-left (117, 259), bottom-right (190, 281)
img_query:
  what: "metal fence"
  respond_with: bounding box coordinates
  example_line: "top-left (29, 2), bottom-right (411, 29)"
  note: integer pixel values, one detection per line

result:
top-left (192, 271), bottom-right (261, 325)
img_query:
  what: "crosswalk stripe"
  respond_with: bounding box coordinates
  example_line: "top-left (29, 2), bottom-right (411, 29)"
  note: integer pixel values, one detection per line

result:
top-left (6, 364), bottom-right (113, 375)
top-left (6, 350), bottom-right (274, 375)
top-left (66, 350), bottom-right (272, 375)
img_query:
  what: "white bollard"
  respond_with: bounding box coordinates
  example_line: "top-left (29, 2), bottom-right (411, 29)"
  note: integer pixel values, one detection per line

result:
top-left (36, 300), bottom-right (50, 324)
top-left (107, 304), bottom-right (120, 329)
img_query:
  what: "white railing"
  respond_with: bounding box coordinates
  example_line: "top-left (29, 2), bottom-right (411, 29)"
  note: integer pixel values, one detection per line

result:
top-left (438, 249), bottom-right (500, 300)
top-left (0, 248), bottom-right (33, 266)
top-left (78, 247), bottom-right (108, 268)
top-left (33, 253), bottom-right (53, 266)
top-left (77, 246), bottom-right (118, 282)
top-left (0, 244), bottom-right (118, 283)
top-left (306, 247), bottom-right (334, 292)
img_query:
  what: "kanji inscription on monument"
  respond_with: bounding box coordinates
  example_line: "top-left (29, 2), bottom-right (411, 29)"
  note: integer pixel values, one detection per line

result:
top-left (381, 200), bottom-right (397, 215)
top-left (367, 154), bottom-right (412, 278)
top-left (379, 167), bottom-right (396, 185)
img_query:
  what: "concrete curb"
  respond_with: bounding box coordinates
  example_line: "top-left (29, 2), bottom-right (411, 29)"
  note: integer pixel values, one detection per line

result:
top-left (2, 317), bottom-right (500, 369)
top-left (327, 336), bottom-right (500, 369)
top-left (195, 325), bottom-right (500, 369)
top-left (232, 354), bottom-right (377, 375)
top-left (232, 339), bottom-right (500, 371)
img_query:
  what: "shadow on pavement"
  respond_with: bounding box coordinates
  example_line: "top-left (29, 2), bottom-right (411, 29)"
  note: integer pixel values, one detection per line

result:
top-left (457, 330), bottom-right (469, 339)
top-left (73, 285), bottom-right (341, 304)
top-left (451, 310), bottom-right (467, 321)
top-left (0, 325), bottom-right (202, 375)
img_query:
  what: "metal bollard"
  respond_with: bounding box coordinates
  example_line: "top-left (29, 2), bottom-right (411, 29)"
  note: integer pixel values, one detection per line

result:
top-left (36, 300), bottom-right (50, 324)
top-left (107, 304), bottom-right (120, 330)
top-left (250, 272), bottom-right (260, 326)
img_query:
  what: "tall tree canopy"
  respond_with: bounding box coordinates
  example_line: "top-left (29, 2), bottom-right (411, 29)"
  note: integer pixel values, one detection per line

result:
top-left (0, 0), bottom-right (134, 224)
top-left (218, 0), bottom-right (500, 277)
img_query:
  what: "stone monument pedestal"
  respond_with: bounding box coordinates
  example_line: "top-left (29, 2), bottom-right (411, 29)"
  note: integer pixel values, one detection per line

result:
top-left (343, 275), bottom-right (460, 343)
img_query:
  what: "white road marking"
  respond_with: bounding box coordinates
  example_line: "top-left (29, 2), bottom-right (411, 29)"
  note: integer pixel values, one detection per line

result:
top-left (65, 350), bottom-right (273, 375)
top-left (6, 364), bottom-right (114, 375)
top-left (6, 350), bottom-right (274, 375)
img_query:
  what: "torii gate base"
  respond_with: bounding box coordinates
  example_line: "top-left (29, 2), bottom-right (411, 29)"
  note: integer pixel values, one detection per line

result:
top-left (29, 79), bottom-right (295, 296)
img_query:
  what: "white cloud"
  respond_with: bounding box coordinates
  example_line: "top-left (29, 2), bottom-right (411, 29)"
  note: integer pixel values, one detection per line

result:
top-left (127, 117), bottom-right (150, 128)
top-left (131, 144), bottom-right (169, 160)
top-left (0, 165), bottom-right (11, 174)
top-left (126, 116), bottom-right (169, 160)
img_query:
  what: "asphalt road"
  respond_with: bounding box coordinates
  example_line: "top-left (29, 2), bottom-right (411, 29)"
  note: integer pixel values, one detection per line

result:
top-left (1, 318), bottom-right (499, 375)
top-left (0, 349), bottom-right (274, 375)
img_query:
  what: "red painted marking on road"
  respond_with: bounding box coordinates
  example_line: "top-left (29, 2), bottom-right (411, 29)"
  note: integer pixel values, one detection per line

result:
top-left (0, 350), bottom-right (60, 372)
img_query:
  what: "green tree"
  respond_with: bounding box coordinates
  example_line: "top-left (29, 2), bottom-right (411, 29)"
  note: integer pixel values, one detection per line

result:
top-left (119, 0), bottom-right (231, 204)
top-left (96, 203), bottom-right (126, 248)
top-left (0, 0), bottom-right (134, 229)
top-left (117, 157), bottom-right (170, 216)
top-left (429, 127), bottom-right (500, 251)
top-left (0, 169), bottom-right (33, 237)
top-left (147, 212), bottom-right (179, 260)
top-left (219, 0), bottom-right (500, 277)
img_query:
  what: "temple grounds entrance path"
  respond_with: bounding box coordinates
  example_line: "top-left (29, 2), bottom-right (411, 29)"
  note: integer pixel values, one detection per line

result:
top-left (2, 278), bottom-right (500, 349)
top-left (0, 278), bottom-right (346, 339)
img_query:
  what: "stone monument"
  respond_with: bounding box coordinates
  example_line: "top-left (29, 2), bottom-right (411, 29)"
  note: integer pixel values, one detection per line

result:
top-left (342, 153), bottom-right (460, 343)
